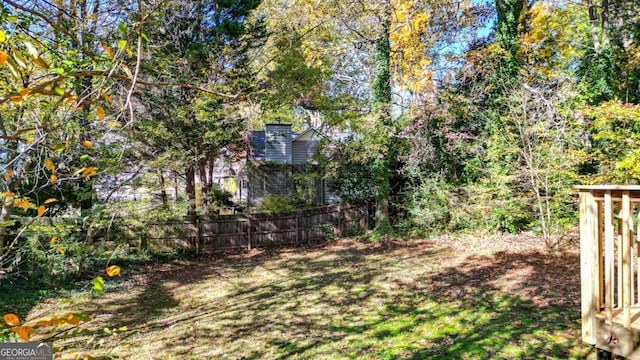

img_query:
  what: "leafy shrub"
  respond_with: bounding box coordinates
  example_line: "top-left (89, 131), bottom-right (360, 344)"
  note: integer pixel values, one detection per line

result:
top-left (11, 218), bottom-right (91, 287)
top-left (260, 194), bottom-right (299, 213)
top-left (314, 223), bottom-right (336, 241)
top-left (400, 176), bottom-right (451, 235)
top-left (207, 188), bottom-right (235, 209)
top-left (488, 202), bottom-right (531, 234)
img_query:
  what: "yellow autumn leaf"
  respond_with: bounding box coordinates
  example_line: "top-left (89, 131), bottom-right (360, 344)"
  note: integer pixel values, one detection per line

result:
top-left (4, 170), bottom-right (14, 179)
top-left (35, 320), bottom-right (51, 327)
top-left (44, 198), bottom-right (58, 204)
top-left (37, 205), bottom-right (45, 217)
top-left (81, 166), bottom-right (97, 178)
top-left (0, 51), bottom-right (8, 66)
top-left (121, 63), bottom-right (133, 78)
top-left (10, 95), bottom-right (23, 104)
top-left (13, 200), bottom-right (29, 212)
top-left (19, 88), bottom-right (32, 97)
top-left (66, 313), bottom-right (80, 326)
top-left (82, 140), bottom-right (93, 148)
top-left (49, 174), bottom-right (58, 184)
top-left (4, 313), bottom-right (20, 326)
top-left (102, 44), bottom-right (114, 58)
top-left (12, 325), bottom-right (33, 341)
top-left (44, 158), bottom-right (55, 171)
top-left (96, 106), bottom-right (105, 120)
top-left (50, 236), bottom-right (58, 244)
top-left (103, 93), bottom-right (114, 104)
top-left (56, 246), bottom-right (65, 255)
top-left (31, 55), bottom-right (49, 69)
top-left (2, 191), bottom-right (16, 197)
top-left (105, 265), bottom-right (121, 277)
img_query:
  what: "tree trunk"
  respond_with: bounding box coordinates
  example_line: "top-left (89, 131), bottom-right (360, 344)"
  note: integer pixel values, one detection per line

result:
top-left (588, 0), bottom-right (610, 55)
top-left (173, 170), bottom-right (179, 203)
top-left (158, 171), bottom-right (168, 208)
top-left (186, 165), bottom-right (197, 216)
top-left (198, 159), bottom-right (211, 214)
top-left (373, 8), bottom-right (393, 234)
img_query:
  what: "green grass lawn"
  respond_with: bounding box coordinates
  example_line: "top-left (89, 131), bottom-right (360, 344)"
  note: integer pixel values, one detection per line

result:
top-left (16, 233), bottom-right (593, 359)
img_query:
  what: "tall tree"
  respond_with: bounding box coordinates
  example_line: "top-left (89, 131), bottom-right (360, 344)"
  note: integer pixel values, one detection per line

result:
top-left (135, 0), bottom-right (260, 215)
top-left (252, 0), bottom-right (486, 231)
top-left (581, 0), bottom-right (640, 103)
top-left (371, 7), bottom-right (394, 231)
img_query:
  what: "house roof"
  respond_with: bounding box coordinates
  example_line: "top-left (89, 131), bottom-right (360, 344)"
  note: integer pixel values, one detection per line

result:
top-left (292, 127), bottom-right (320, 142)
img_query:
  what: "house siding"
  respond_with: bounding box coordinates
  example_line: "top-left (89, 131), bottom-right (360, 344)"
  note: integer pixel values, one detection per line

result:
top-left (292, 140), bottom-right (320, 164)
top-left (244, 124), bottom-right (349, 209)
top-left (265, 124), bottom-right (292, 163)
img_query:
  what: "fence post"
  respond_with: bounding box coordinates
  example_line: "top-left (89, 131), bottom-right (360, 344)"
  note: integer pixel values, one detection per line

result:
top-left (247, 215), bottom-right (252, 250)
top-left (296, 211), bottom-right (300, 244)
top-left (305, 212), bottom-right (310, 242)
top-left (196, 217), bottom-right (202, 254)
top-left (337, 204), bottom-right (342, 237)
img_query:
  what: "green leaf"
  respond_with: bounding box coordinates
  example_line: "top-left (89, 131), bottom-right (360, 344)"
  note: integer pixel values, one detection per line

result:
top-left (117, 40), bottom-right (127, 50)
top-left (103, 328), bottom-right (112, 335)
top-left (118, 22), bottom-right (127, 37)
top-left (53, 87), bottom-right (65, 96)
top-left (53, 144), bottom-right (65, 153)
top-left (6, 60), bottom-right (19, 78)
top-left (52, 67), bottom-right (65, 75)
top-left (7, 16), bottom-right (18, 23)
top-left (92, 276), bottom-right (104, 294)
top-left (80, 154), bottom-right (89, 162)
top-left (13, 49), bottom-right (26, 68)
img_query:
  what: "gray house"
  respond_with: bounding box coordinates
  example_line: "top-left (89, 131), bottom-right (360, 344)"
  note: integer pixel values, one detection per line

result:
top-left (246, 122), bottom-right (339, 208)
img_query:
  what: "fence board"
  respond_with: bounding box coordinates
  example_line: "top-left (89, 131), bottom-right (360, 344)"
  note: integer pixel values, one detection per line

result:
top-left (109, 202), bottom-right (372, 251)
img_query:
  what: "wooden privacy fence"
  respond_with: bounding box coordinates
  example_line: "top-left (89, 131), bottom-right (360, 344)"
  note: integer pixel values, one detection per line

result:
top-left (578, 185), bottom-right (640, 358)
top-left (142, 202), bottom-right (371, 251)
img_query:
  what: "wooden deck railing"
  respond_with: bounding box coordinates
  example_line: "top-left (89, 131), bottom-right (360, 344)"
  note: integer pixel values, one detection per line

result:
top-left (578, 185), bottom-right (640, 356)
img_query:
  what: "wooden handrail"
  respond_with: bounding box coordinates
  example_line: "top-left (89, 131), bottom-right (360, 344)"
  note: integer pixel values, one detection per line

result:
top-left (578, 186), bottom-right (640, 348)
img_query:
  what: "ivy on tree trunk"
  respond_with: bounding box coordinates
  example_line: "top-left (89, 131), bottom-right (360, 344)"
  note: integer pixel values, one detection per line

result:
top-left (373, 9), bottom-right (393, 234)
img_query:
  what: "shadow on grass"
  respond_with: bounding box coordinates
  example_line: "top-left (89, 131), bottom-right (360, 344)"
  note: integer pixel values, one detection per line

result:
top-left (222, 243), bottom-right (588, 359)
top-left (53, 238), bottom-right (591, 359)
top-left (0, 246), bottom-right (203, 321)
top-left (401, 249), bottom-right (586, 359)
